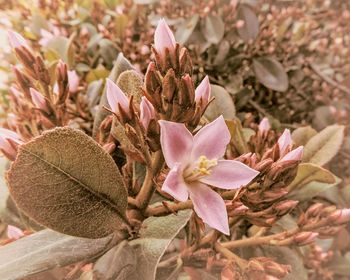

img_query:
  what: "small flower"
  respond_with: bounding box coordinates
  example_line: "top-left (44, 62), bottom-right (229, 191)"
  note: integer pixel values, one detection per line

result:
top-left (195, 75), bottom-right (210, 110)
top-left (30, 88), bottom-right (50, 114)
top-left (278, 129), bottom-right (292, 155)
top-left (140, 97), bottom-right (155, 130)
top-left (106, 78), bottom-right (130, 116)
top-left (159, 116), bottom-right (259, 234)
top-left (280, 146), bottom-right (303, 162)
top-left (68, 70), bottom-right (79, 93)
top-left (8, 30), bottom-right (30, 49)
top-left (154, 18), bottom-right (176, 56)
top-left (258, 117), bottom-right (270, 133)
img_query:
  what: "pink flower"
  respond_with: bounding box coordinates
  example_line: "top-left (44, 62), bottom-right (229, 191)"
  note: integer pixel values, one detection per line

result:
top-left (106, 78), bottom-right (130, 116)
top-left (154, 18), bottom-right (176, 56)
top-left (280, 146), bottom-right (303, 162)
top-left (159, 116), bottom-right (259, 234)
top-left (258, 117), bottom-right (270, 133)
top-left (140, 97), bottom-right (155, 130)
top-left (7, 225), bottom-right (24, 239)
top-left (8, 30), bottom-right (30, 49)
top-left (68, 70), bottom-right (80, 93)
top-left (195, 76), bottom-right (210, 109)
top-left (0, 128), bottom-right (22, 160)
top-left (30, 88), bottom-right (49, 114)
top-left (278, 129), bottom-right (292, 155)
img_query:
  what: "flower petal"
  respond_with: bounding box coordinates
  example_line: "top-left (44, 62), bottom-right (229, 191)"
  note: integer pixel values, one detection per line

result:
top-left (278, 129), bottom-right (292, 155)
top-left (192, 115), bottom-right (230, 161)
top-left (159, 120), bottom-right (193, 168)
top-left (154, 18), bottom-right (176, 56)
top-left (195, 75), bottom-right (210, 105)
top-left (140, 96), bottom-right (155, 130)
top-left (8, 30), bottom-right (30, 49)
top-left (162, 162), bottom-right (188, 202)
top-left (188, 182), bottom-right (229, 235)
top-left (258, 117), bottom-right (270, 133)
top-left (106, 78), bottom-right (129, 114)
top-left (200, 160), bottom-right (259, 189)
top-left (280, 146), bottom-right (303, 162)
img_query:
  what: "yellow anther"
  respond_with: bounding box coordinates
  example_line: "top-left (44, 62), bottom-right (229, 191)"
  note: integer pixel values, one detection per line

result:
top-left (185, 156), bottom-right (218, 182)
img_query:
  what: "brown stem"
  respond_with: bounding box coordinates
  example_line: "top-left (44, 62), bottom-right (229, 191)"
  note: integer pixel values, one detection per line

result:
top-left (214, 242), bottom-right (248, 271)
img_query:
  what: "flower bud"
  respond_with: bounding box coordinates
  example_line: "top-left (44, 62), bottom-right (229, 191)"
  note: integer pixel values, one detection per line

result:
top-left (0, 128), bottom-right (22, 161)
top-left (56, 60), bottom-right (69, 104)
top-left (280, 146), bottom-right (303, 162)
top-left (258, 117), bottom-right (270, 133)
top-left (8, 30), bottom-right (30, 49)
top-left (68, 70), bottom-right (80, 93)
top-left (106, 78), bottom-right (130, 117)
top-left (178, 75), bottom-right (195, 106)
top-left (274, 200), bottom-right (298, 216)
top-left (277, 129), bottom-right (292, 155)
top-left (329, 209), bottom-right (350, 224)
top-left (154, 18), bottom-right (176, 56)
top-left (294, 232), bottom-right (318, 246)
top-left (195, 76), bottom-right (210, 110)
top-left (30, 88), bottom-right (50, 114)
top-left (306, 202), bottom-right (324, 217)
top-left (140, 97), bottom-right (156, 130)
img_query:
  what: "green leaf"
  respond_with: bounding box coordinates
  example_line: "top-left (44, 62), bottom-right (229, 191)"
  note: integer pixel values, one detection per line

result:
top-left (236, 4), bottom-right (259, 41)
top-left (288, 163), bottom-right (336, 192)
top-left (253, 57), bottom-right (289, 92)
top-left (288, 176), bottom-right (341, 201)
top-left (225, 118), bottom-right (248, 155)
top-left (302, 124), bottom-right (345, 166)
top-left (93, 241), bottom-right (137, 280)
top-left (312, 106), bottom-right (335, 130)
top-left (45, 37), bottom-right (70, 64)
top-left (262, 246), bottom-right (307, 280)
top-left (7, 127), bottom-right (128, 238)
top-left (201, 15), bottom-right (225, 44)
top-left (204, 85), bottom-right (235, 121)
top-left (86, 67), bottom-right (110, 84)
top-left (291, 126), bottom-right (317, 147)
top-left (130, 209), bottom-right (192, 280)
top-left (175, 15), bottom-right (199, 45)
top-left (0, 229), bottom-right (112, 279)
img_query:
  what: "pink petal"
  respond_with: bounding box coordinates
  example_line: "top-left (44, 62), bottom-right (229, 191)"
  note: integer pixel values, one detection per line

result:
top-left (258, 117), bottom-right (270, 133)
top-left (8, 30), bottom-right (30, 49)
top-left (162, 162), bottom-right (188, 202)
top-left (200, 160), bottom-right (259, 189)
top-left (106, 78), bottom-right (129, 115)
top-left (159, 120), bottom-right (193, 168)
top-left (154, 18), bottom-right (176, 56)
top-left (140, 96), bottom-right (155, 130)
top-left (278, 129), bottom-right (292, 155)
top-left (7, 225), bottom-right (24, 239)
top-left (68, 70), bottom-right (80, 93)
top-left (188, 182), bottom-right (229, 235)
top-left (280, 146), bottom-right (303, 162)
top-left (30, 88), bottom-right (49, 113)
top-left (195, 76), bottom-right (210, 109)
top-left (192, 115), bottom-right (230, 161)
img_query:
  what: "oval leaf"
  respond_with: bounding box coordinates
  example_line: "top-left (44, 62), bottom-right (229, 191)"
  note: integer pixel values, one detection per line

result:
top-left (302, 124), bottom-right (345, 166)
top-left (7, 127), bottom-right (128, 238)
top-left (175, 14), bottom-right (199, 45)
top-left (253, 57), bottom-right (289, 92)
top-left (0, 229), bottom-right (112, 280)
top-left (288, 163), bottom-right (336, 191)
top-left (291, 126), bottom-right (317, 147)
top-left (204, 85), bottom-right (235, 121)
top-left (236, 4), bottom-right (259, 41)
top-left (202, 15), bottom-right (225, 44)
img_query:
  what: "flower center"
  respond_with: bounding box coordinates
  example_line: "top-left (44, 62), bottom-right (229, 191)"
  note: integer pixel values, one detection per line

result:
top-left (184, 155), bottom-right (217, 182)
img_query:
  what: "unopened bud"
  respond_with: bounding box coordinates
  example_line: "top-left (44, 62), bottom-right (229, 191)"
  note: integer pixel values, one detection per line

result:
top-left (162, 69), bottom-right (177, 102)
top-left (56, 60), bottom-right (69, 104)
top-left (68, 70), bottom-right (80, 93)
top-left (274, 200), bottom-right (298, 216)
top-left (154, 18), bottom-right (176, 57)
top-left (329, 209), bottom-right (350, 224)
top-left (179, 48), bottom-right (193, 75)
top-left (106, 78), bottom-right (130, 117)
top-left (30, 88), bottom-right (50, 114)
top-left (8, 30), bottom-right (30, 49)
top-left (277, 129), bottom-right (292, 156)
top-left (306, 202), bottom-right (324, 217)
top-left (195, 76), bottom-right (210, 111)
top-left (0, 128), bottom-right (22, 161)
top-left (280, 146), bottom-right (303, 162)
top-left (7, 225), bottom-right (24, 239)
top-left (258, 117), bottom-right (270, 134)
top-left (294, 232), bottom-right (318, 246)
top-left (264, 261), bottom-right (291, 278)
top-left (178, 75), bottom-right (195, 105)
top-left (140, 96), bottom-right (156, 130)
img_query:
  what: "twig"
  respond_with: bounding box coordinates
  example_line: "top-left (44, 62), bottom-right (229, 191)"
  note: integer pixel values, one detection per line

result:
top-left (214, 242), bottom-right (248, 271)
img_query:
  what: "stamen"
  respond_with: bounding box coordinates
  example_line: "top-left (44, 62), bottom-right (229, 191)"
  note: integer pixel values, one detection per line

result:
top-left (185, 155), bottom-right (217, 182)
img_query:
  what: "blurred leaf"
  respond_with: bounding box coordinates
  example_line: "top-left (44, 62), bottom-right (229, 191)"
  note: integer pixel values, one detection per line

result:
top-left (327, 252), bottom-right (350, 277)
top-left (225, 118), bottom-right (248, 154)
top-left (312, 106), bottom-right (335, 130)
top-left (75, 63), bottom-right (91, 72)
top-left (291, 126), bottom-right (317, 146)
top-left (114, 14), bottom-right (129, 39)
top-left (236, 4), bottom-right (259, 41)
top-left (276, 18), bottom-right (292, 41)
top-left (66, 32), bottom-right (76, 68)
top-left (92, 53), bottom-right (134, 138)
top-left (29, 12), bottom-right (48, 37)
top-left (302, 124), bottom-right (345, 166)
top-left (235, 88), bottom-right (253, 109)
top-left (0, 229), bottom-right (112, 280)
top-left (253, 57), bottom-right (289, 92)
top-left (288, 176), bottom-right (341, 201)
top-left (242, 128), bottom-right (255, 142)
top-left (116, 70), bottom-right (143, 102)
top-left (225, 74), bottom-right (243, 94)
top-left (44, 49), bottom-right (61, 62)
top-left (204, 85), bottom-right (235, 121)
top-left (94, 241), bottom-right (137, 280)
top-left (86, 79), bottom-right (104, 116)
top-left (262, 246), bottom-right (307, 280)
top-left (130, 209), bottom-right (192, 280)
top-left (175, 14), bottom-right (199, 45)
top-left (288, 163), bottom-right (336, 192)
top-left (213, 40), bottom-right (230, 65)
top-left (45, 37), bottom-right (70, 64)
top-left (86, 67), bottom-right (110, 84)
top-left (103, 0), bottom-right (122, 9)
top-left (201, 15), bottom-right (225, 44)
top-left (80, 270), bottom-right (94, 280)
top-left (133, 0), bottom-right (160, 3)
top-left (8, 127), bottom-right (128, 238)
top-left (98, 39), bottom-right (119, 67)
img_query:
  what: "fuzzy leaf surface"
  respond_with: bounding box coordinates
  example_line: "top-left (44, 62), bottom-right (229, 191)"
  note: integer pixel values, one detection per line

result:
top-left (291, 126), bottom-right (317, 146)
top-left (7, 127), bottom-right (127, 238)
top-left (204, 85), bottom-right (235, 121)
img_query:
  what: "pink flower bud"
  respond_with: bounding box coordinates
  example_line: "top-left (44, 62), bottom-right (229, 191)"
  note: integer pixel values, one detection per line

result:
top-left (8, 30), bottom-right (30, 49)
top-left (154, 18), bottom-right (176, 56)
top-left (258, 117), bottom-right (270, 133)
top-left (68, 70), bottom-right (80, 93)
top-left (280, 146), bottom-right (303, 162)
top-left (7, 225), bottom-right (24, 239)
top-left (106, 78), bottom-right (130, 116)
top-left (30, 88), bottom-right (49, 114)
top-left (278, 129), bottom-right (292, 155)
top-left (195, 76), bottom-right (210, 109)
top-left (294, 231), bottom-right (318, 246)
top-left (330, 209), bottom-right (350, 224)
top-left (0, 128), bottom-right (22, 160)
top-left (140, 96), bottom-right (155, 130)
